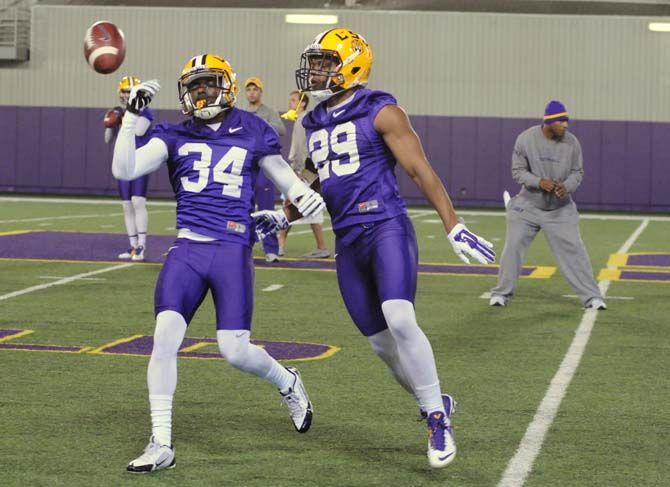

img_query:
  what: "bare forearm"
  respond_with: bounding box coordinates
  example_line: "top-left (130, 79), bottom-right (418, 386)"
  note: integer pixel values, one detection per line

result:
top-left (409, 166), bottom-right (458, 233)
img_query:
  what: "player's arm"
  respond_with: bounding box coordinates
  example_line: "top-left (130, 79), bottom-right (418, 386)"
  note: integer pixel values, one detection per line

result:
top-left (556, 139), bottom-right (584, 198)
top-left (104, 128), bottom-right (114, 145)
top-left (374, 104), bottom-right (495, 264)
top-left (253, 154), bottom-right (325, 240)
top-left (112, 80), bottom-right (167, 180)
top-left (134, 115), bottom-right (152, 137)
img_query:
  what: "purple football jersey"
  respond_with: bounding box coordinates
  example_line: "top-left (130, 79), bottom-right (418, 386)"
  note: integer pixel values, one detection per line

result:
top-left (150, 108), bottom-right (281, 246)
top-left (302, 88), bottom-right (407, 231)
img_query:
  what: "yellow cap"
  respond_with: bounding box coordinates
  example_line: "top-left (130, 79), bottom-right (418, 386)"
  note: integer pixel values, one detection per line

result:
top-left (244, 77), bottom-right (263, 90)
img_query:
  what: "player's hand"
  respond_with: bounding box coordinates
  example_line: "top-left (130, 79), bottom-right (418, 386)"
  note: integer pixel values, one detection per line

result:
top-left (553, 180), bottom-right (567, 199)
top-left (127, 79), bottom-right (160, 114)
top-left (539, 178), bottom-right (556, 192)
top-left (251, 210), bottom-right (289, 241)
top-left (103, 106), bottom-right (124, 128)
top-left (293, 187), bottom-right (326, 218)
top-left (448, 223), bottom-right (496, 264)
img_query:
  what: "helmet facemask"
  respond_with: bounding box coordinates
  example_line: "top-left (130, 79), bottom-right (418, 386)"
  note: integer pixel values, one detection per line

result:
top-left (295, 49), bottom-right (345, 102)
top-left (178, 70), bottom-right (235, 120)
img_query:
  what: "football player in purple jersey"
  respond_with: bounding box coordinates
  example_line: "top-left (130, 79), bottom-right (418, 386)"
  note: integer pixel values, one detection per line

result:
top-left (112, 54), bottom-right (325, 474)
top-left (254, 29), bottom-right (496, 469)
top-left (104, 76), bottom-right (154, 261)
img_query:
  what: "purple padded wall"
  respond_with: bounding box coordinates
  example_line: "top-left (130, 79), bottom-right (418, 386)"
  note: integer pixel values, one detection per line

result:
top-left (0, 106), bottom-right (668, 212)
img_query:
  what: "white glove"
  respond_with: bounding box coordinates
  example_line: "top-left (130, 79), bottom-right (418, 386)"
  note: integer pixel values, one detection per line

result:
top-left (447, 223), bottom-right (496, 264)
top-left (251, 210), bottom-right (289, 241)
top-left (127, 79), bottom-right (160, 114)
top-left (293, 187), bottom-right (326, 218)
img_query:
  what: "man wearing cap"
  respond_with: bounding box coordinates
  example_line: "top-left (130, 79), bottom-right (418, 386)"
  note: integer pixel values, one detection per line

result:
top-left (489, 100), bottom-right (606, 310)
top-left (245, 77), bottom-right (286, 262)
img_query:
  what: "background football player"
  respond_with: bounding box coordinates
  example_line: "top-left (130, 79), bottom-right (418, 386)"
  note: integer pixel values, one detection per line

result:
top-left (104, 76), bottom-right (153, 261)
top-left (255, 28), bottom-right (495, 469)
top-left (112, 54), bottom-right (325, 473)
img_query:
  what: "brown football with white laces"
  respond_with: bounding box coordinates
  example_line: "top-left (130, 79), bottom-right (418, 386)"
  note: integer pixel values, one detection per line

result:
top-left (84, 21), bottom-right (125, 74)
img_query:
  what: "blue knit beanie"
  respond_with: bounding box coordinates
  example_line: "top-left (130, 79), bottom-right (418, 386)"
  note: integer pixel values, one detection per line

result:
top-left (543, 100), bottom-right (569, 124)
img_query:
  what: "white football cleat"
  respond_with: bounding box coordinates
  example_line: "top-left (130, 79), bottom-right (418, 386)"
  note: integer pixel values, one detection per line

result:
top-left (427, 411), bottom-right (457, 468)
top-left (126, 437), bottom-right (175, 474)
top-left (280, 367), bottom-right (313, 433)
top-left (489, 295), bottom-right (507, 307)
top-left (265, 253), bottom-right (279, 263)
top-left (131, 246), bottom-right (145, 261)
top-left (118, 247), bottom-right (135, 260)
top-left (587, 298), bottom-right (607, 310)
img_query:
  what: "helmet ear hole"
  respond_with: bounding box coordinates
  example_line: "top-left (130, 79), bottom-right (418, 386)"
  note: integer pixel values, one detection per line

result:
top-left (351, 67), bottom-right (360, 75)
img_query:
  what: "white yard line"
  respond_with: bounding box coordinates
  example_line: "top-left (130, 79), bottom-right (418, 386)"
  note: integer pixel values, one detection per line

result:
top-left (497, 218), bottom-right (650, 487)
top-left (262, 284), bottom-right (284, 292)
top-left (0, 209), bottom-right (172, 224)
top-left (0, 263), bottom-right (133, 302)
top-left (562, 294), bottom-right (634, 301)
top-left (38, 275), bottom-right (107, 282)
top-left (0, 196), bottom-right (177, 207)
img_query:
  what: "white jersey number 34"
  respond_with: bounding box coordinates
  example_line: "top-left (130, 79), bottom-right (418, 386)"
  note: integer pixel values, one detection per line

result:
top-left (308, 121), bottom-right (360, 182)
top-left (178, 143), bottom-right (247, 198)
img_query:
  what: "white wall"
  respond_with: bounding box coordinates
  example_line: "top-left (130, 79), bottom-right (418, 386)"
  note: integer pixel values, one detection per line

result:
top-left (1, 5), bottom-right (670, 121)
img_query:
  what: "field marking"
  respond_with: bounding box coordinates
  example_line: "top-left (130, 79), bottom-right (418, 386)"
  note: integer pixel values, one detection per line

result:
top-left (38, 275), bottom-right (107, 282)
top-left (0, 209), bottom-right (172, 224)
top-left (497, 218), bottom-right (650, 487)
top-left (0, 196), bottom-right (177, 207)
top-left (0, 263), bottom-right (134, 302)
top-left (562, 294), bottom-right (634, 300)
top-left (262, 284), bottom-right (284, 292)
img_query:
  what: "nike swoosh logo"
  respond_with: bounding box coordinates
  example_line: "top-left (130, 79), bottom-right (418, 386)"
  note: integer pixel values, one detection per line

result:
top-left (332, 109), bottom-right (345, 118)
top-left (235, 332), bottom-right (246, 338)
top-left (229, 127), bottom-right (243, 133)
top-left (438, 452), bottom-right (455, 461)
top-left (155, 455), bottom-right (170, 468)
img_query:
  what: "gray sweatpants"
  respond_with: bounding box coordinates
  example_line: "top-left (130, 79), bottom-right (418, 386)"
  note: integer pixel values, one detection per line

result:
top-left (491, 197), bottom-right (602, 305)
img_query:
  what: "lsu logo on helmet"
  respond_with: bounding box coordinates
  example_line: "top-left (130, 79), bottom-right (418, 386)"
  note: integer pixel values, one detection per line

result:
top-left (295, 28), bottom-right (373, 102)
top-left (118, 76), bottom-right (140, 93)
top-left (178, 54), bottom-right (238, 120)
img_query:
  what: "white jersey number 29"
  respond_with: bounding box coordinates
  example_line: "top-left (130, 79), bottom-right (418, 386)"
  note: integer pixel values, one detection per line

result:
top-left (308, 121), bottom-right (360, 182)
top-left (178, 143), bottom-right (247, 198)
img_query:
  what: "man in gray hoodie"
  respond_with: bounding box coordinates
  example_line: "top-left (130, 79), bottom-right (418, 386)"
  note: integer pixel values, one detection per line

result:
top-left (490, 100), bottom-right (606, 310)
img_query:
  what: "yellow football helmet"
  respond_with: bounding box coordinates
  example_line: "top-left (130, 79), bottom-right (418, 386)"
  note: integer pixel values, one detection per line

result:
top-left (295, 28), bottom-right (373, 102)
top-left (178, 54), bottom-right (238, 120)
top-left (118, 76), bottom-right (141, 93)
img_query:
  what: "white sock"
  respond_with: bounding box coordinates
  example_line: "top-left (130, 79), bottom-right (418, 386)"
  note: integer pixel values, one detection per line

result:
top-left (132, 196), bottom-right (148, 247)
top-left (121, 200), bottom-right (138, 247)
top-left (149, 394), bottom-right (173, 446)
top-left (216, 329), bottom-right (294, 391)
top-left (368, 329), bottom-right (415, 396)
top-left (147, 311), bottom-right (187, 446)
top-left (381, 299), bottom-right (446, 415)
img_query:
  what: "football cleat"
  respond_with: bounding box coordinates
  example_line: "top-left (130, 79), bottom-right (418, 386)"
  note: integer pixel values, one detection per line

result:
top-left (126, 437), bottom-right (175, 474)
top-left (418, 393), bottom-right (456, 422)
top-left (489, 295), bottom-right (507, 307)
top-left (280, 366), bottom-right (313, 433)
top-left (131, 246), bottom-right (145, 261)
top-left (427, 411), bottom-right (457, 468)
top-left (118, 247), bottom-right (135, 260)
top-left (586, 298), bottom-right (607, 310)
top-left (265, 253), bottom-right (279, 263)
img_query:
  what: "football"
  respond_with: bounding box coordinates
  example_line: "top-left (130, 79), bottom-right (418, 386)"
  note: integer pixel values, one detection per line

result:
top-left (84, 21), bottom-right (126, 74)
top-left (103, 107), bottom-right (123, 128)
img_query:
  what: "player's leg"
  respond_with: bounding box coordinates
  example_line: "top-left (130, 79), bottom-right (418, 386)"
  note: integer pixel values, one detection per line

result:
top-left (117, 180), bottom-right (137, 259)
top-left (371, 215), bottom-right (456, 467)
top-left (209, 241), bottom-right (312, 432)
top-left (130, 175), bottom-right (150, 261)
top-left (127, 241), bottom-right (209, 473)
top-left (254, 172), bottom-right (279, 261)
top-left (542, 202), bottom-right (605, 308)
top-left (490, 203), bottom-right (541, 305)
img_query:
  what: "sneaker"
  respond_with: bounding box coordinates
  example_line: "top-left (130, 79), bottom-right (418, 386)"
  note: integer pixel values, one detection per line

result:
top-left (427, 411), bottom-right (457, 468)
top-left (118, 247), bottom-right (135, 260)
top-left (418, 393), bottom-right (456, 421)
top-left (280, 366), bottom-right (313, 433)
top-left (265, 253), bottom-right (280, 263)
top-left (278, 246), bottom-right (285, 256)
top-left (131, 246), bottom-right (145, 262)
top-left (126, 436), bottom-right (175, 473)
top-left (587, 298), bottom-right (607, 310)
top-left (489, 295), bottom-right (506, 307)
top-left (302, 248), bottom-right (331, 258)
